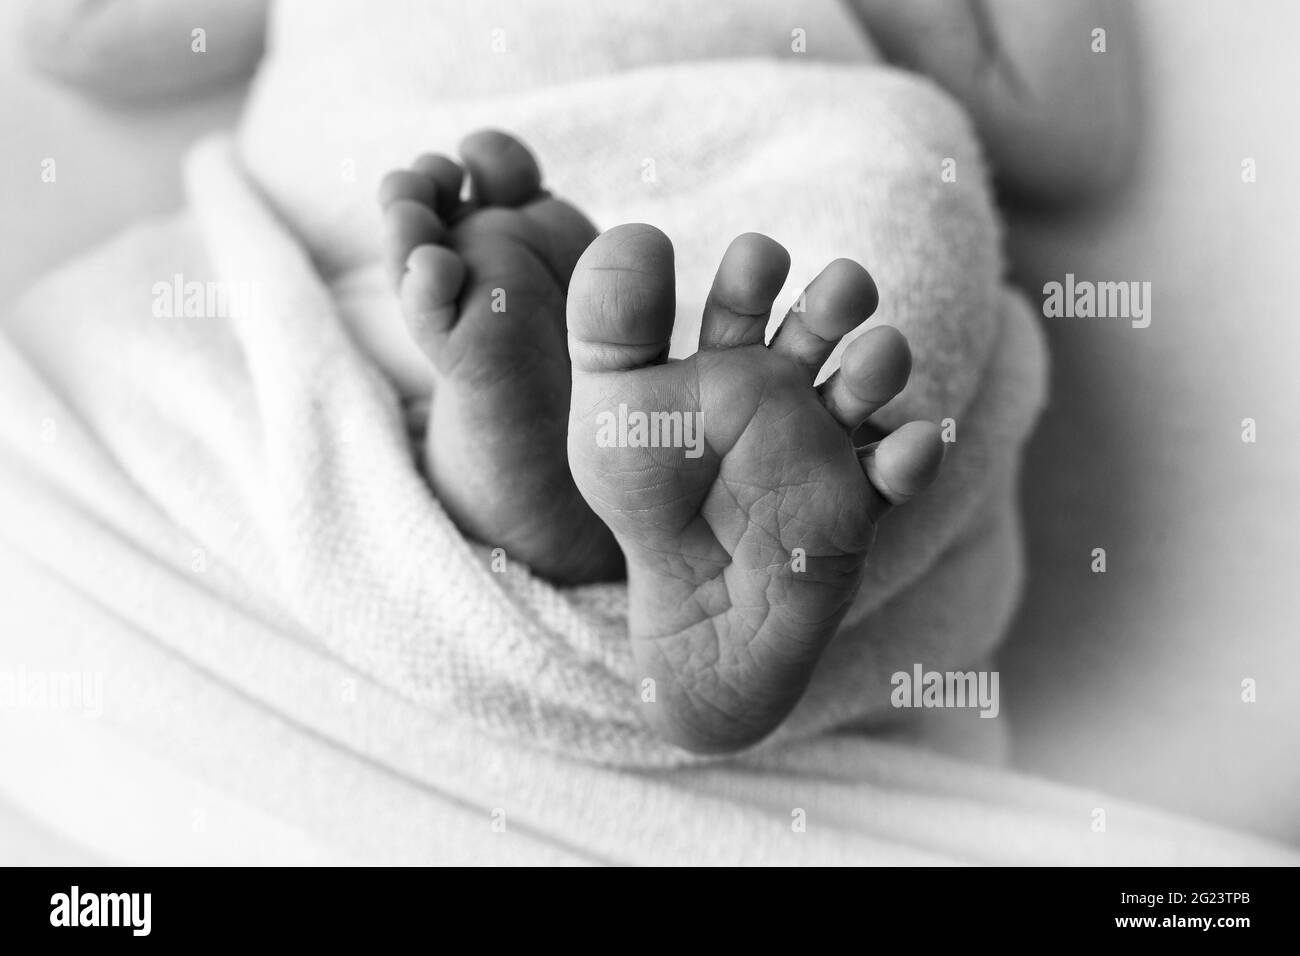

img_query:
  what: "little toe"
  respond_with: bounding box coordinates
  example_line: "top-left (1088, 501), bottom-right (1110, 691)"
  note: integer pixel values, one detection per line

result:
top-left (819, 325), bottom-right (912, 431)
top-left (769, 258), bottom-right (879, 380)
top-left (698, 233), bottom-right (791, 351)
top-left (859, 420), bottom-right (945, 514)
top-left (382, 198), bottom-right (448, 288)
top-left (567, 223), bottom-right (677, 374)
top-left (459, 129), bottom-right (545, 208)
top-left (399, 244), bottom-right (467, 359)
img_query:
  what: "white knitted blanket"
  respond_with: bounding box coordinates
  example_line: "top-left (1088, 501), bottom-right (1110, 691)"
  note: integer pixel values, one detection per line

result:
top-left (1, 0), bottom-right (1291, 863)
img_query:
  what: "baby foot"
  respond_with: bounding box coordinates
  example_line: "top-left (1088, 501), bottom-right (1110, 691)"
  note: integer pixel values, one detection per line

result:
top-left (567, 226), bottom-right (946, 752)
top-left (379, 130), bottom-right (621, 584)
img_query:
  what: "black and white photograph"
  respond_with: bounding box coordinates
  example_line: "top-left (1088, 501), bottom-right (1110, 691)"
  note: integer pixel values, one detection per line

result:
top-left (0, 0), bottom-right (1296, 895)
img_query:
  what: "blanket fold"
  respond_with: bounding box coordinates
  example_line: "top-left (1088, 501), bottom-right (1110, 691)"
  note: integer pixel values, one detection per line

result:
top-left (3, 0), bottom-right (1291, 863)
top-left (5, 0), bottom-right (1059, 771)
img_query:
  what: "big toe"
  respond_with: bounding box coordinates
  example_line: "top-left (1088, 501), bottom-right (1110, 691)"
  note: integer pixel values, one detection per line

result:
top-left (567, 223), bottom-right (677, 374)
top-left (520, 197), bottom-right (599, 291)
top-left (458, 129), bottom-right (544, 207)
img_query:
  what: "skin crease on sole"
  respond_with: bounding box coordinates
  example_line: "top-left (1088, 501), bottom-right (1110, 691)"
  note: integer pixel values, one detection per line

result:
top-left (567, 225), bottom-right (945, 754)
top-left (381, 132), bottom-right (945, 754)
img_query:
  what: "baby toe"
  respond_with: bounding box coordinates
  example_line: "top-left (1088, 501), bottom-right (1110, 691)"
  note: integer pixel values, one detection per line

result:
top-left (698, 233), bottom-right (791, 351)
top-left (769, 258), bottom-right (879, 381)
top-left (382, 198), bottom-right (448, 288)
top-left (411, 153), bottom-right (467, 219)
top-left (399, 244), bottom-right (467, 359)
top-left (860, 420), bottom-right (945, 512)
top-left (567, 223), bottom-right (677, 374)
top-left (458, 129), bottom-right (544, 208)
top-left (819, 324), bottom-right (912, 431)
top-left (519, 197), bottom-right (599, 290)
top-left (378, 169), bottom-right (439, 210)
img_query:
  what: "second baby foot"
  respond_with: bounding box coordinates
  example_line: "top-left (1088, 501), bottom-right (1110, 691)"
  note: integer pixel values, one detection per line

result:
top-left (379, 130), bottom-right (622, 584)
top-left (568, 226), bottom-right (946, 752)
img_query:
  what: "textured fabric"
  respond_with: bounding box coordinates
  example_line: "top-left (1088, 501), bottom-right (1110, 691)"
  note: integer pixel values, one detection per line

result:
top-left (5, 77), bottom-right (1040, 764)
top-left (218, 0), bottom-right (1047, 764)
top-left (5, 0), bottom-right (1289, 864)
